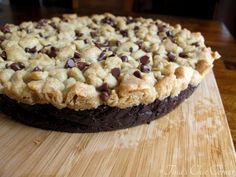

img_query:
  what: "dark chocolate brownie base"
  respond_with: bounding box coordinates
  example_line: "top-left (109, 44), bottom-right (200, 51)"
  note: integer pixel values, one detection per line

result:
top-left (0, 85), bottom-right (197, 133)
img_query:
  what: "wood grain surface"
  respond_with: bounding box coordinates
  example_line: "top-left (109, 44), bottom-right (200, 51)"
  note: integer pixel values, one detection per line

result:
top-left (0, 71), bottom-right (235, 177)
top-left (213, 60), bottom-right (236, 148)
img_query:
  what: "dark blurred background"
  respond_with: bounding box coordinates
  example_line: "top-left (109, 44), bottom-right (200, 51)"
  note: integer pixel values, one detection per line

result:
top-left (0, 0), bottom-right (235, 38)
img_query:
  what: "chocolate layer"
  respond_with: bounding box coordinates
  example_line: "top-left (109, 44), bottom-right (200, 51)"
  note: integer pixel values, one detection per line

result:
top-left (0, 85), bottom-right (197, 133)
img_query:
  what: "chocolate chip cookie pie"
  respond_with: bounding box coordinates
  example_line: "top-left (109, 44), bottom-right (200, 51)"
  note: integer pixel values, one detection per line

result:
top-left (0, 13), bottom-right (220, 132)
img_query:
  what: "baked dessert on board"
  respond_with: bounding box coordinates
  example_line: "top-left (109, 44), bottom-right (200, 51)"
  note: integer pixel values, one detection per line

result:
top-left (0, 13), bottom-right (220, 132)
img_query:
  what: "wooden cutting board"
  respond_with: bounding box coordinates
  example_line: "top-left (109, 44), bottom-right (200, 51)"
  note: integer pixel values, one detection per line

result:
top-left (0, 71), bottom-right (236, 177)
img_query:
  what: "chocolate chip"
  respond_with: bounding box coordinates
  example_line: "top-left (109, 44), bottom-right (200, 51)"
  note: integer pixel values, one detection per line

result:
top-left (26, 28), bottom-right (32, 33)
top-left (0, 36), bottom-right (5, 44)
top-left (84, 39), bottom-right (89, 44)
top-left (126, 17), bottom-right (135, 24)
top-left (90, 31), bottom-right (97, 38)
top-left (19, 27), bottom-right (31, 33)
top-left (120, 30), bottom-right (128, 37)
top-left (136, 41), bottom-right (142, 49)
top-left (25, 47), bottom-right (37, 54)
top-left (27, 28), bottom-right (32, 33)
top-left (133, 71), bottom-right (142, 78)
top-left (140, 65), bottom-right (150, 73)
top-left (129, 47), bottom-right (133, 53)
top-left (63, 18), bottom-right (69, 22)
top-left (97, 83), bottom-right (109, 92)
top-left (170, 37), bottom-right (177, 44)
top-left (191, 42), bottom-right (200, 47)
top-left (49, 22), bottom-right (57, 30)
top-left (1, 25), bottom-right (11, 33)
top-left (109, 54), bottom-right (115, 57)
top-left (50, 46), bottom-right (57, 52)
top-left (157, 25), bottom-right (167, 33)
top-left (62, 18), bottom-right (69, 22)
top-left (1, 51), bottom-right (7, 60)
top-left (39, 33), bottom-right (44, 38)
top-left (94, 42), bottom-right (102, 49)
top-left (18, 27), bottom-right (24, 32)
top-left (142, 47), bottom-right (149, 53)
top-left (134, 26), bottom-right (139, 31)
top-left (65, 58), bottom-right (76, 68)
top-left (140, 55), bottom-right (150, 65)
top-left (92, 18), bottom-right (98, 24)
top-left (33, 66), bottom-right (42, 72)
top-left (179, 52), bottom-right (188, 58)
top-left (74, 52), bottom-right (81, 59)
top-left (102, 40), bottom-right (109, 47)
top-left (116, 40), bottom-right (121, 46)
top-left (77, 62), bottom-right (89, 71)
top-left (166, 31), bottom-right (173, 37)
top-left (9, 62), bottom-right (25, 71)
top-left (167, 52), bottom-right (176, 62)
top-left (98, 50), bottom-right (107, 61)
top-left (94, 41), bottom-right (109, 49)
top-left (36, 19), bottom-right (48, 29)
top-left (101, 17), bottom-right (115, 27)
top-left (160, 36), bottom-right (167, 41)
top-left (46, 47), bottom-right (58, 58)
top-left (103, 40), bottom-right (109, 47)
top-left (100, 91), bottom-right (109, 102)
top-left (75, 30), bottom-right (83, 37)
top-left (38, 19), bottom-right (48, 25)
top-left (111, 68), bottom-right (120, 79)
top-left (121, 55), bottom-right (128, 62)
